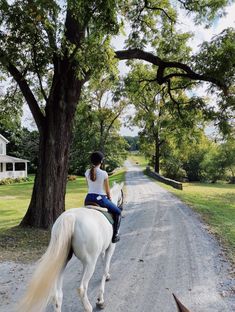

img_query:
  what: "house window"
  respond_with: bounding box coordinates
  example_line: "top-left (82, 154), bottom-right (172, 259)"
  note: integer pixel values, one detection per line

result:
top-left (15, 163), bottom-right (25, 171)
top-left (0, 143), bottom-right (3, 155)
top-left (6, 163), bottom-right (13, 171)
top-left (0, 163), bottom-right (3, 172)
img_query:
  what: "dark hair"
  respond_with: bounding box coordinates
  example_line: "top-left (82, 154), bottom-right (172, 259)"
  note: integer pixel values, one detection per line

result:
top-left (90, 151), bottom-right (104, 181)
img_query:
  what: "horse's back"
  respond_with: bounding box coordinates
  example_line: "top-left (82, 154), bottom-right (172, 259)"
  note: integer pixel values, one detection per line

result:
top-left (64, 208), bottom-right (113, 262)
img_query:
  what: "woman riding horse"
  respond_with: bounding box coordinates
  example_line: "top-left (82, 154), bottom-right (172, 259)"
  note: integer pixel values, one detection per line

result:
top-left (84, 151), bottom-right (122, 243)
top-left (18, 181), bottom-right (124, 312)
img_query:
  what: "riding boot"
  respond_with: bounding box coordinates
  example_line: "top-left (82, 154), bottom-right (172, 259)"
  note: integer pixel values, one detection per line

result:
top-left (112, 214), bottom-right (121, 243)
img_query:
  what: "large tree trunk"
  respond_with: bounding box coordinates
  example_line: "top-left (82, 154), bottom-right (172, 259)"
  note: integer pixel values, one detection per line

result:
top-left (21, 124), bottom-right (71, 228)
top-left (154, 134), bottom-right (160, 173)
top-left (20, 60), bottom-right (83, 228)
top-left (5, 8), bottom-right (88, 229)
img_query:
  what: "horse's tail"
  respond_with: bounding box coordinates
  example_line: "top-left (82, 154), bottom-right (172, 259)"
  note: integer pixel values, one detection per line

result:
top-left (18, 212), bottom-right (75, 312)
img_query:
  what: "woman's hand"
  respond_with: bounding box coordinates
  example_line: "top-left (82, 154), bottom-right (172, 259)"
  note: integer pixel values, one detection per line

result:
top-left (104, 178), bottom-right (111, 200)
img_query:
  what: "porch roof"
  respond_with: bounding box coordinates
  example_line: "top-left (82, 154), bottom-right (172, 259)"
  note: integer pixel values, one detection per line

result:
top-left (0, 155), bottom-right (30, 163)
top-left (0, 134), bottom-right (9, 143)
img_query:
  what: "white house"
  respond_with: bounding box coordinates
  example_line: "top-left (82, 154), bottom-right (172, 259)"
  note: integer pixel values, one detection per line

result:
top-left (0, 134), bottom-right (29, 180)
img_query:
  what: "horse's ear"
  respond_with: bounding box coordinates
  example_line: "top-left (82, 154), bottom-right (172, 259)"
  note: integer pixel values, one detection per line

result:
top-left (172, 294), bottom-right (191, 312)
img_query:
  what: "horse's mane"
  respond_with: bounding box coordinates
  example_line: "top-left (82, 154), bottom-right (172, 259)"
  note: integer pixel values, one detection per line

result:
top-left (110, 182), bottom-right (123, 205)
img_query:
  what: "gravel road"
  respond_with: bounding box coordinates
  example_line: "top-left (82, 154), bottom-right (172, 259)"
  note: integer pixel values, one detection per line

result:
top-left (1, 161), bottom-right (234, 312)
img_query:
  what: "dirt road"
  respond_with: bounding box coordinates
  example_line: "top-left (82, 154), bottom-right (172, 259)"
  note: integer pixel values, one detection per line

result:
top-left (1, 161), bottom-right (234, 311)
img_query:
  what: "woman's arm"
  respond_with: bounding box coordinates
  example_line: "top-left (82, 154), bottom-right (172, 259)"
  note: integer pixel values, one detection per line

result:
top-left (104, 178), bottom-right (111, 200)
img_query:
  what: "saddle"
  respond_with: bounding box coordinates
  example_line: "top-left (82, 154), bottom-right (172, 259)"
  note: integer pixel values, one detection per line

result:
top-left (85, 202), bottom-right (114, 225)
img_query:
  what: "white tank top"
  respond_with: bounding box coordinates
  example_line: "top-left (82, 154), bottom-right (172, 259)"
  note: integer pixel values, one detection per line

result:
top-left (85, 167), bottom-right (108, 195)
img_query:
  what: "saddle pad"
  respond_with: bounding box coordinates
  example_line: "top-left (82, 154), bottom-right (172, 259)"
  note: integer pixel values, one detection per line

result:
top-left (85, 205), bottom-right (108, 212)
top-left (85, 205), bottom-right (114, 225)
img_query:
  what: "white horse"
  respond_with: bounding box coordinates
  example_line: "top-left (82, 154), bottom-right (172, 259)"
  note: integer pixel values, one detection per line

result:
top-left (18, 182), bottom-right (124, 312)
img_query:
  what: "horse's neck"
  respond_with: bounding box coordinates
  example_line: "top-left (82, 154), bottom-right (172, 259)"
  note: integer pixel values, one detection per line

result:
top-left (110, 185), bottom-right (121, 205)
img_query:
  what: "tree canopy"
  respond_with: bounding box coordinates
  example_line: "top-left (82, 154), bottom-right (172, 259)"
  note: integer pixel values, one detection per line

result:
top-left (69, 76), bottom-right (128, 174)
top-left (0, 0), bottom-right (234, 117)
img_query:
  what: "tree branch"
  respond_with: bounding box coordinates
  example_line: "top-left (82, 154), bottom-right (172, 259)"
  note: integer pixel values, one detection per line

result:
top-left (0, 52), bottom-right (45, 131)
top-left (144, 0), bottom-right (175, 23)
top-left (176, 0), bottom-right (208, 11)
top-left (167, 80), bottom-right (184, 119)
top-left (32, 37), bottom-right (48, 103)
top-left (159, 139), bottom-right (165, 147)
top-left (115, 48), bottom-right (163, 66)
top-left (115, 48), bottom-right (228, 94)
top-left (65, 11), bottom-right (83, 46)
top-left (103, 105), bottom-right (125, 144)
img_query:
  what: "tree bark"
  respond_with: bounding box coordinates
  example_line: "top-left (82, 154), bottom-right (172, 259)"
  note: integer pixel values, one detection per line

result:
top-left (20, 124), bottom-right (71, 228)
top-left (20, 59), bottom-right (83, 228)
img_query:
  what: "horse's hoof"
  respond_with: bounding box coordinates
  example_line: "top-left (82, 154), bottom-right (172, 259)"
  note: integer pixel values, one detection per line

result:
top-left (96, 301), bottom-right (105, 309)
top-left (106, 274), bottom-right (111, 281)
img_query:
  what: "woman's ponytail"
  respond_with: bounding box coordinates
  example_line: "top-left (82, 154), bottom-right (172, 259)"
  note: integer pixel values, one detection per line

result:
top-left (89, 151), bottom-right (104, 181)
top-left (90, 165), bottom-right (96, 181)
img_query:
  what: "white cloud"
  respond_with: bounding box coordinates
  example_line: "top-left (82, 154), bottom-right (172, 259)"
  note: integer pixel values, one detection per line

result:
top-left (22, 104), bottom-right (36, 130)
top-left (177, 3), bottom-right (235, 53)
top-left (120, 125), bottom-right (139, 136)
top-left (214, 4), bottom-right (235, 32)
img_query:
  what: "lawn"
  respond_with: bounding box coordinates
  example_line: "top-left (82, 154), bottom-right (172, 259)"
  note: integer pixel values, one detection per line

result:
top-left (0, 169), bottom-right (125, 262)
top-left (157, 181), bottom-right (235, 264)
top-left (128, 152), bottom-right (150, 168)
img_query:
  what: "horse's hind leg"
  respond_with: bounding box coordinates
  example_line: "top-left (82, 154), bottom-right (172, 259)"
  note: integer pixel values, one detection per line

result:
top-left (96, 244), bottom-right (116, 309)
top-left (52, 250), bottom-right (73, 311)
top-left (78, 258), bottom-right (97, 312)
top-left (52, 272), bottom-right (64, 312)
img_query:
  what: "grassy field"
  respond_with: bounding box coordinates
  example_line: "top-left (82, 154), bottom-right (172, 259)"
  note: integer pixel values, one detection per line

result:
top-left (0, 169), bottom-right (125, 262)
top-left (156, 181), bottom-right (235, 264)
top-left (128, 152), bottom-right (150, 168)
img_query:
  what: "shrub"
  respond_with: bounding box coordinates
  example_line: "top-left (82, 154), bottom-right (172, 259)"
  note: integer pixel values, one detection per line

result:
top-left (200, 148), bottom-right (225, 183)
top-left (67, 175), bottom-right (77, 181)
top-left (14, 177), bottom-right (22, 183)
top-left (0, 178), bottom-right (14, 185)
top-left (0, 177), bottom-right (29, 185)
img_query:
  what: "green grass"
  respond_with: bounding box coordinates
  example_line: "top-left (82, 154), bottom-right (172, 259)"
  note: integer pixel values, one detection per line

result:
top-left (128, 152), bottom-right (149, 168)
top-left (157, 181), bottom-right (235, 263)
top-left (0, 176), bottom-right (35, 232)
top-left (0, 169), bottom-right (125, 262)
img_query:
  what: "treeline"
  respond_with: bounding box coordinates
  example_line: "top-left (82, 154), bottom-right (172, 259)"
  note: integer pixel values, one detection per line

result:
top-left (123, 136), bottom-right (139, 152)
top-left (124, 62), bottom-right (235, 184)
top-left (141, 129), bottom-right (235, 184)
top-left (2, 118), bottom-right (235, 184)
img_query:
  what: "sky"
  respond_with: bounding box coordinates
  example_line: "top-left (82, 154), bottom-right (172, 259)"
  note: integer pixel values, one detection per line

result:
top-left (21, 2), bottom-right (235, 136)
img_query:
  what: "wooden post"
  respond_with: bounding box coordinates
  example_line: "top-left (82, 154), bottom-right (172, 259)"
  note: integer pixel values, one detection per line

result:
top-left (25, 162), bottom-right (28, 178)
top-left (12, 162), bottom-right (15, 179)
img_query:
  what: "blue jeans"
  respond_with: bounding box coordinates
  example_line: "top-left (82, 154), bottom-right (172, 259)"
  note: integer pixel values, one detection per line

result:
top-left (84, 193), bottom-right (121, 215)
